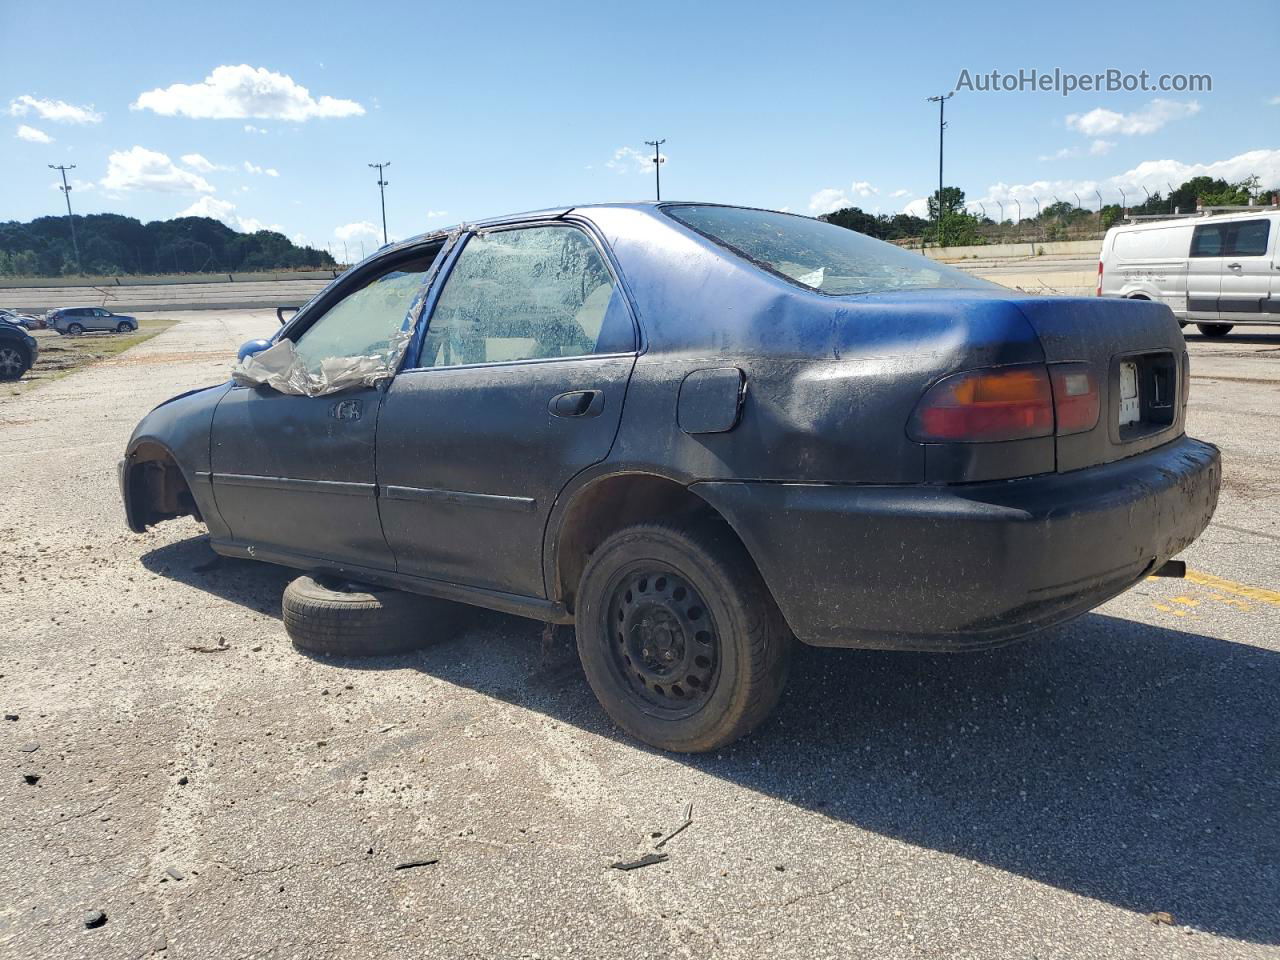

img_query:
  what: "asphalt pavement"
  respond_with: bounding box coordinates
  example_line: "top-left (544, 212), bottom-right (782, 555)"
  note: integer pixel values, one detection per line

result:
top-left (0, 311), bottom-right (1276, 960)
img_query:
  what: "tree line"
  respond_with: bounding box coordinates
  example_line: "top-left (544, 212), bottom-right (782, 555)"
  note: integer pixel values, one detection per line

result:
top-left (0, 213), bottom-right (337, 277)
top-left (821, 175), bottom-right (1276, 247)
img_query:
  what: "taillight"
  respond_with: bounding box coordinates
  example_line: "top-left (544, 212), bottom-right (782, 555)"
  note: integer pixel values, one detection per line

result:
top-left (910, 363), bottom-right (1102, 443)
top-left (1096, 261), bottom-right (1103, 297)
top-left (1049, 363), bottom-right (1100, 435)
top-left (908, 365), bottom-right (1054, 442)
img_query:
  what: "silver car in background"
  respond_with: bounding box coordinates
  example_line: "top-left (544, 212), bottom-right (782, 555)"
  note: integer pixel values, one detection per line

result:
top-left (50, 307), bottom-right (139, 335)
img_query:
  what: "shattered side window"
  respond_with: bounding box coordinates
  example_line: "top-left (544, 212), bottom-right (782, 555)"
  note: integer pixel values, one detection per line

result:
top-left (665, 204), bottom-right (995, 296)
top-left (291, 252), bottom-right (438, 374)
top-left (421, 226), bottom-right (631, 368)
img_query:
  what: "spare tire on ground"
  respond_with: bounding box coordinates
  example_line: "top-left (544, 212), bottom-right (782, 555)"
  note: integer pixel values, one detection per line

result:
top-left (282, 575), bottom-right (451, 656)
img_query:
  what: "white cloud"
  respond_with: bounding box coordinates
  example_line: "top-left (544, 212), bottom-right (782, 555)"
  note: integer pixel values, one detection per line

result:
top-left (1089, 139), bottom-right (1115, 156)
top-left (606, 145), bottom-right (665, 174)
top-left (100, 146), bottom-right (215, 193)
top-left (1066, 98), bottom-right (1199, 137)
top-left (180, 153), bottom-right (223, 173)
top-left (1269, 95), bottom-right (1280, 106)
top-left (49, 177), bottom-right (94, 195)
top-left (334, 221), bottom-right (381, 242)
top-left (1038, 146), bottom-right (1078, 162)
top-left (16, 124), bottom-right (52, 143)
top-left (426, 209), bottom-right (449, 218)
top-left (290, 232), bottom-right (308, 246)
top-left (244, 124), bottom-right (268, 134)
top-left (808, 187), bottom-right (849, 215)
top-left (975, 148), bottom-right (1280, 218)
top-left (808, 180), bottom-right (878, 214)
top-left (8, 95), bottom-right (101, 124)
top-left (889, 188), bottom-right (910, 198)
top-left (265, 168), bottom-right (279, 177)
top-left (133, 65), bottom-right (364, 121)
top-left (903, 197), bottom-right (930, 218)
top-left (241, 160), bottom-right (281, 177)
top-left (178, 195), bottom-right (281, 233)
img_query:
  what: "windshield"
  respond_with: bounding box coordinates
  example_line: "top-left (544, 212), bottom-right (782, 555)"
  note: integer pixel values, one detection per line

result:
top-left (664, 205), bottom-right (995, 296)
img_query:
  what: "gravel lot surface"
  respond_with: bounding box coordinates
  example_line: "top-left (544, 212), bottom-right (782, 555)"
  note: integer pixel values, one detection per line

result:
top-left (1, 311), bottom-right (1276, 960)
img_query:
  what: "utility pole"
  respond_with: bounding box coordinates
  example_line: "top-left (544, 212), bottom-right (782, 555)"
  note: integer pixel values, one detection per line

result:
top-left (644, 139), bottom-right (666, 201)
top-left (926, 93), bottom-right (953, 245)
top-left (49, 163), bottom-right (82, 274)
top-left (368, 161), bottom-right (391, 244)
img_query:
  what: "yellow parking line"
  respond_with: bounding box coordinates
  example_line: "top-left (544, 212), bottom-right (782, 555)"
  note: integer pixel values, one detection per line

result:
top-left (1182, 570), bottom-right (1280, 608)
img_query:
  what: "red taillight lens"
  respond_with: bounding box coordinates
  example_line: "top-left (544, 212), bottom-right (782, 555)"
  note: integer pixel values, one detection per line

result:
top-left (1049, 363), bottom-right (1100, 435)
top-left (909, 366), bottom-right (1054, 442)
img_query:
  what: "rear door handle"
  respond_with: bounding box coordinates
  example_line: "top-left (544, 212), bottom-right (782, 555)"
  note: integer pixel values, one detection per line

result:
top-left (1226, 262), bottom-right (1242, 269)
top-left (549, 390), bottom-right (605, 418)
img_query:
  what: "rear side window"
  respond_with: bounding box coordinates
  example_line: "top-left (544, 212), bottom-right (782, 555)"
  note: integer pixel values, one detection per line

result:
top-left (1230, 219), bottom-right (1270, 257)
top-left (420, 225), bottom-right (633, 368)
top-left (664, 204), bottom-right (994, 296)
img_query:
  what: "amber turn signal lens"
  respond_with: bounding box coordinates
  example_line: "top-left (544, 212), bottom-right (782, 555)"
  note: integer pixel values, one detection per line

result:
top-left (909, 365), bottom-right (1054, 442)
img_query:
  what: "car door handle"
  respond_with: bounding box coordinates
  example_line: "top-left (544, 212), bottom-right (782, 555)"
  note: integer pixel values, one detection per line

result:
top-left (1226, 262), bottom-right (1241, 269)
top-left (549, 390), bottom-right (605, 418)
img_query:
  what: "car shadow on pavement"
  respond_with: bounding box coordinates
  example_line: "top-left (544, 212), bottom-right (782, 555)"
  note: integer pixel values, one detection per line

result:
top-left (142, 535), bottom-right (1279, 945)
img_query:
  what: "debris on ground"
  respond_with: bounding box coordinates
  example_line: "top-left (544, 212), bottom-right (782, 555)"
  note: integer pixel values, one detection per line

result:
top-left (18, 742), bottom-right (38, 753)
top-left (655, 803), bottom-right (694, 849)
top-left (4, 713), bottom-right (17, 721)
top-left (186, 639), bottom-right (229, 653)
top-left (610, 852), bottom-right (669, 871)
top-left (164, 867), bottom-right (185, 881)
top-left (394, 858), bottom-right (439, 870)
top-left (22, 774), bottom-right (40, 785)
top-left (1148, 911), bottom-right (1176, 925)
top-left (83, 910), bottom-right (107, 929)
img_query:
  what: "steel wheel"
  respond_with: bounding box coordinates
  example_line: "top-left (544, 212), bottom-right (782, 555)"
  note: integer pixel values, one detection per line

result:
top-left (0, 346), bottom-right (27, 380)
top-left (604, 565), bottom-right (720, 719)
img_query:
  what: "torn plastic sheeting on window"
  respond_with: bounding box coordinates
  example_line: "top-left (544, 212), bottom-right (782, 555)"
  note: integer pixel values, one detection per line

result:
top-left (231, 328), bottom-right (413, 396)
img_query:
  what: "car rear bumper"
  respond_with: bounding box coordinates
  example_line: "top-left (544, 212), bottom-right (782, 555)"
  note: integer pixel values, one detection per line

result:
top-left (692, 435), bottom-right (1221, 651)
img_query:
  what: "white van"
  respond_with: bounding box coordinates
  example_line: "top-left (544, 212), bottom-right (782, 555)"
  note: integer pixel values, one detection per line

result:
top-left (1098, 209), bottom-right (1279, 337)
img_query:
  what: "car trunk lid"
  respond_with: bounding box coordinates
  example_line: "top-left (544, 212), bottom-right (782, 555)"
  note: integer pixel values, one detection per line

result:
top-left (1010, 296), bottom-right (1187, 472)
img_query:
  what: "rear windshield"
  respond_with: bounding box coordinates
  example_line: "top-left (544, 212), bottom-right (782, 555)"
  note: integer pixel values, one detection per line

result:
top-left (664, 204), bottom-right (995, 296)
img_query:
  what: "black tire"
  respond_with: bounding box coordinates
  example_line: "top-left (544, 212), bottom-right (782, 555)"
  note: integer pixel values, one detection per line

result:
top-left (0, 343), bottom-right (31, 381)
top-left (1196, 323), bottom-right (1233, 338)
top-left (575, 520), bottom-right (791, 753)
top-left (116, 321), bottom-right (131, 333)
top-left (282, 575), bottom-right (447, 656)
top-left (67, 322), bottom-right (83, 335)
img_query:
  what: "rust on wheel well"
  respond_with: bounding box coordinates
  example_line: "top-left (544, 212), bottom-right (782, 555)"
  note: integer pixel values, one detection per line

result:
top-left (125, 441), bottom-right (200, 531)
top-left (552, 473), bottom-right (745, 613)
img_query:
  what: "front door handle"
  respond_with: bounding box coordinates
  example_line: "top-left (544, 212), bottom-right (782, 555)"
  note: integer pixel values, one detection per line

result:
top-left (1226, 262), bottom-right (1242, 269)
top-left (549, 390), bottom-right (605, 418)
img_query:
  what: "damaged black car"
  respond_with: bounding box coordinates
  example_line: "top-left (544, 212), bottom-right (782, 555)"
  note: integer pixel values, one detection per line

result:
top-left (121, 203), bottom-right (1221, 751)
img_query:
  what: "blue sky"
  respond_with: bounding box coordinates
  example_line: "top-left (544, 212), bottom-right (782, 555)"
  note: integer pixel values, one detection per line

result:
top-left (3, 0), bottom-right (1277, 254)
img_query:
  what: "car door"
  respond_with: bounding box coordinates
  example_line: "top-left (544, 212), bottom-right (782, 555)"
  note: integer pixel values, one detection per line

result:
top-left (376, 222), bottom-right (638, 597)
top-left (1186, 221), bottom-right (1225, 319)
top-left (1218, 219), bottom-right (1273, 322)
top-left (92, 308), bottom-right (113, 331)
top-left (209, 245), bottom-right (442, 569)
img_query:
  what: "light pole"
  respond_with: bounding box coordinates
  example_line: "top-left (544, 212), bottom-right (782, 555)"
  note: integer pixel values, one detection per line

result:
top-left (925, 91), bottom-right (953, 245)
top-left (644, 139), bottom-right (666, 201)
top-left (49, 163), bottom-right (82, 274)
top-left (368, 161), bottom-right (391, 244)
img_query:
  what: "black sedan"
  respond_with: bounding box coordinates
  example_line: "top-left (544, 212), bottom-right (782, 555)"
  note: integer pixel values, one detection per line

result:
top-left (120, 203), bottom-right (1220, 751)
top-left (0, 320), bottom-right (38, 380)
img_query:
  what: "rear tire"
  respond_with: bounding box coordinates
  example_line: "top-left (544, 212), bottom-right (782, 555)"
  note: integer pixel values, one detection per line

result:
top-left (67, 322), bottom-right (83, 335)
top-left (282, 575), bottom-right (450, 656)
top-left (1196, 323), bottom-right (1233, 338)
top-left (575, 520), bottom-right (791, 753)
top-left (0, 344), bottom-right (31, 381)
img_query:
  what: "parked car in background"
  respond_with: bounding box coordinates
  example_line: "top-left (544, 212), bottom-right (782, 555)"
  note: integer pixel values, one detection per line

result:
top-left (0, 309), bottom-right (44, 330)
top-left (121, 202), bottom-right (1220, 752)
top-left (0, 321), bottom-right (38, 380)
top-left (1099, 208), bottom-right (1280, 337)
top-left (50, 307), bottom-right (139, 335)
